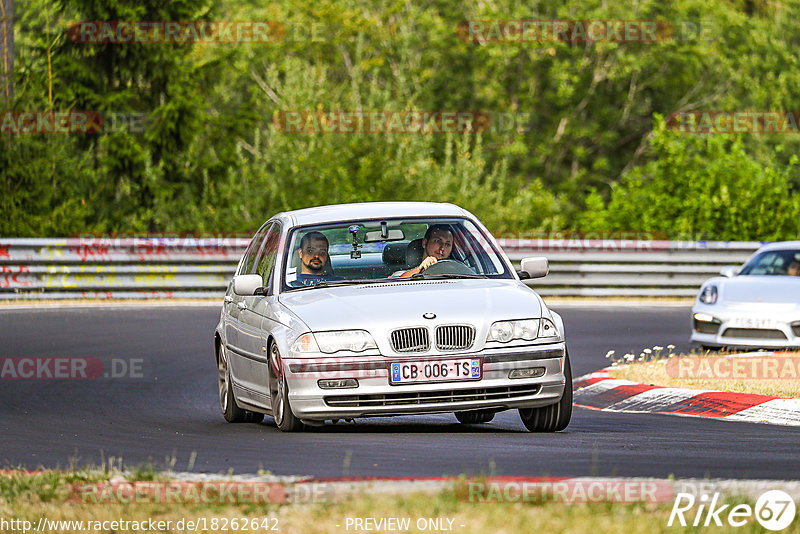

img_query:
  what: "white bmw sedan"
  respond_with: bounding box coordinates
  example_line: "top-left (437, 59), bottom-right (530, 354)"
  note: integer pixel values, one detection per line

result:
top-left (691, 241), bottom-right (800, 349)
top-left (214, 202), bottom-right (572, 432)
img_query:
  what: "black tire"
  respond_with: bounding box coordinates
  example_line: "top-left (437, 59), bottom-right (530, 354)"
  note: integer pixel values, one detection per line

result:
top-left (455, 410), bottom-right (495, 424)
top-left (269, 341), bottom-right (304, 432)
top-left (245, 411), bottom-right (265, 424)
top-left (218, 343), bottom-right (249, 423)
top-left (519, 350), bottom-right (573, 432)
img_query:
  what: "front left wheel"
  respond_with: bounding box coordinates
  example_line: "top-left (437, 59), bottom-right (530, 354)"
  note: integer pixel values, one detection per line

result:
top-left (518, 350), bottom-right (573, 432)
top-left (455, 410), bottom-right (495, 424)
top-left (269, 341), bottom-right (304, 432)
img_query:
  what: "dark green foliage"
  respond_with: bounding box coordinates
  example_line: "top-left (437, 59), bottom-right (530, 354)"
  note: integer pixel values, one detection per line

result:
top-left (2, 0), bottom-right (799, 238)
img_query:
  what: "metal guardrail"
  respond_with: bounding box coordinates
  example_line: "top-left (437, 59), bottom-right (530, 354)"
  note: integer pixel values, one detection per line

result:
top-left (498, 239), bottom-right (762, 297)
top-left (0, 238), bottom-right (763, 299)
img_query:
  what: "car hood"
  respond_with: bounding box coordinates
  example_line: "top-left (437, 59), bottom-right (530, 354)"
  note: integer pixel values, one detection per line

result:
top-left (714, 276), bottom-right (800, 304)
top-left (279, 279), bottom-right (544, 332)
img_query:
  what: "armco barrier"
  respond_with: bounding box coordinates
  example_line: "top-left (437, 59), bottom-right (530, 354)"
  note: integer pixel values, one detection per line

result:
top-left (497, 238), bottom-right (762, 297)
top-left (0, 238), bottom-right (248, 300)
top-left (0, 238), bottom-right (763, 299)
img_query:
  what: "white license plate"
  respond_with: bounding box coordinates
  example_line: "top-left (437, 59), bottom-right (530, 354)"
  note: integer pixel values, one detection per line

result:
top-left (729, 317), bottom-right (780, 329)
top-left (390, 358), bottom-right (481, 385)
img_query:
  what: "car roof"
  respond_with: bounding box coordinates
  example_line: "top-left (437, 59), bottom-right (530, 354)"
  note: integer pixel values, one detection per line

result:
top-left (756, 241), bottom-right (800, 253)
top-left (274, 202), bottom-right (473, 227)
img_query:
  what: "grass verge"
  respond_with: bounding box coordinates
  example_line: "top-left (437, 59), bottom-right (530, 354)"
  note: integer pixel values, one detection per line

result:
top-left (2, 470), bottom-right (797, 533)
top-left (607, 351), bottom-right (800, 398)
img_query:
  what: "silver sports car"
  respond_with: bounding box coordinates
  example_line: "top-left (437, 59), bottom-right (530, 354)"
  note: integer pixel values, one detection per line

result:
top-left (213, 202), bottom-right (572, 432)
top-left (691, 241), bottom-right (800, 349)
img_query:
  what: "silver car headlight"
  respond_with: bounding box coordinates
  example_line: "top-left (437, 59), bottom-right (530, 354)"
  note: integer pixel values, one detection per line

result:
top-left (291, 331), bottom-right (377, 354)
top-left (487, 319), bottom-right (540, 343)
top-left (537, 318), bottom-right (561, 341)
top-left (699, 285), bottom-right (718, 304)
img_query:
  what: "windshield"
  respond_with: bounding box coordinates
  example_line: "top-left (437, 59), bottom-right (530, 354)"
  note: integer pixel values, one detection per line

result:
top-left (282, 217), bottom-right (512, 290)
top-left (739, 249), bottom-right (800, 276)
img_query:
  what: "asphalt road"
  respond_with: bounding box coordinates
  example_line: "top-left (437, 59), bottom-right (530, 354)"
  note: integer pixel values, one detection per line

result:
top-left (2, 304), bottom-right (799, 479)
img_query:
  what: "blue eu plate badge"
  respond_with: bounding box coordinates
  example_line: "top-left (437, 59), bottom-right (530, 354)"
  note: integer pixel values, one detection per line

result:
top-left (470, 359), bottom-right (480, 378)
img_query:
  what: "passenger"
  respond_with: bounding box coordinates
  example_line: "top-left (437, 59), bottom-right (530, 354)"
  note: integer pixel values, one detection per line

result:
top-left (400, 225), bottom-right (454, 277)
top-left (787, 260), bottom-right (800, 277)
top-left (293, 231), bottom-right (343, 286)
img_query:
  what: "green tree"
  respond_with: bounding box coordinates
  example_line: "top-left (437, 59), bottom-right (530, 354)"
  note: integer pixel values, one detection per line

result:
top-left (580, 116), bottom-right (800, 240)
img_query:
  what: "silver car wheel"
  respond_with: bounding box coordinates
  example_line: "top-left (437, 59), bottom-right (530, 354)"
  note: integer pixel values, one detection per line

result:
top-left (269, 341), bottom-right (303, 432)
top-left (218, 344), bottom-right (230, 413)
top-left (270, 344), bottom-right (285, 426)
top-left (219, 342), bottom-right (263, 424)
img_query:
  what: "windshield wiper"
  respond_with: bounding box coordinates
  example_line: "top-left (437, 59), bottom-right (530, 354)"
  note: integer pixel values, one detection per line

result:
top-left (287, 278), bottom-right (396, 291)
top-left (410, 273), bottom-right (487, 280)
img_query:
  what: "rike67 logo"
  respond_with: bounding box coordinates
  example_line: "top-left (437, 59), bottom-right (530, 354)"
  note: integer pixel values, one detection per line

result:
top-left (669, 490), bottom-right (796, 530)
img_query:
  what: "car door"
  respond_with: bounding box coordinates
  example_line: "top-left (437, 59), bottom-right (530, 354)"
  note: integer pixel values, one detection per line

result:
top-left (235, 223), bottom-right (282, 408)
top-left (226, 223), bottom-right (272, 395)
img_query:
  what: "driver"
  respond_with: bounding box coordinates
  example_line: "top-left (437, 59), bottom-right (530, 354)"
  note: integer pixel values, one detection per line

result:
top-left (399, 225), bottom-right (454, 277)
top-left (788, 260), bottom-right (800, 277)
top-left (293, 231), bottom-right (343, 286)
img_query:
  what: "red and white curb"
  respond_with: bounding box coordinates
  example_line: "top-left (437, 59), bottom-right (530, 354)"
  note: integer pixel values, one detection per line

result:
top-left (573, 369), bottom-right (800, 426)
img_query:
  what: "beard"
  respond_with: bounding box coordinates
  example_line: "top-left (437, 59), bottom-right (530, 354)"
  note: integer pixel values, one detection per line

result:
top-left (304, 259), bottom-right (324, 273)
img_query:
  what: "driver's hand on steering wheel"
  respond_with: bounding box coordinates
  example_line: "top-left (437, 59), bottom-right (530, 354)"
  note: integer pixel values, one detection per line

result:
top-left (418, 256), bottom-right (438, 272)
top-left (400, 256), bottom-right (438, 277)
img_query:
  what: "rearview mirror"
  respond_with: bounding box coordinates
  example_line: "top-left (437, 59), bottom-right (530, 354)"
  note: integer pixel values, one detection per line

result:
top-left (719, 265), bottom-right (739, 278)
top-left (233, 274), bottom-right (264, 296)
top-left (364, 229), bottom-right (405, 242)
top-left (519, 257), bottom-right (549, 279)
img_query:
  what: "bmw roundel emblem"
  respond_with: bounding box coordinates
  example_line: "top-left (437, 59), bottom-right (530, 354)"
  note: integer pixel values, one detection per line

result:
top-left (423, 312), bottom-right (436, 319)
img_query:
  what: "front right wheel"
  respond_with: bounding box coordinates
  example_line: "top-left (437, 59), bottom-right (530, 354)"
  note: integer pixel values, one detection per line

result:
top-left (518, 350), bottom-right (573, 432)
top-left (268, 341), bottom-right (304, 432)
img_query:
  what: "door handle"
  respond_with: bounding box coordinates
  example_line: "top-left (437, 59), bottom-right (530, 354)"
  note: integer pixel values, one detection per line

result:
top-left (236, 301), bottom-right (247, 310)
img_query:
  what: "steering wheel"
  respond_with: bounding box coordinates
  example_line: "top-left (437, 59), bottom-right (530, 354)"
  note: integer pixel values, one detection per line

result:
top-left (421, 259), bottom-right (476, 276)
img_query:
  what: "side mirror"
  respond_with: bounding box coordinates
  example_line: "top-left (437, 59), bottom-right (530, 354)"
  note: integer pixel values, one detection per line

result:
top-left (719, 265), bottom-right (739, 278)
top-left (519, 257), bottom-right (549, 279)
top-left (233, 274), bottom-right (264, 296)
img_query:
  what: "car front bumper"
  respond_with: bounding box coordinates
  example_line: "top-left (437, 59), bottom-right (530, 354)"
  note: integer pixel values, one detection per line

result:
top-left (690, 304), bottom-right (800, 349)
top-left (283, 344), bottom-right (567, 420)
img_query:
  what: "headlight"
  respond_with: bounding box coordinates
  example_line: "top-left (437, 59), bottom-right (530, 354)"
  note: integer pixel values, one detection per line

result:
top-left (699, 285), bottom-right (718, 304)
top-left (291, 331), bottom-right (377, 354)
top-left (487, 319), bottom-right (540, 343)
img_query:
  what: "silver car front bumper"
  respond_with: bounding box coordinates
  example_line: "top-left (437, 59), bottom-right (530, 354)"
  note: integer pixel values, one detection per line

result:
top-left (283, 344), bottom-right (567, 420)
top-left (691, 304), bottom-right (800, 349)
